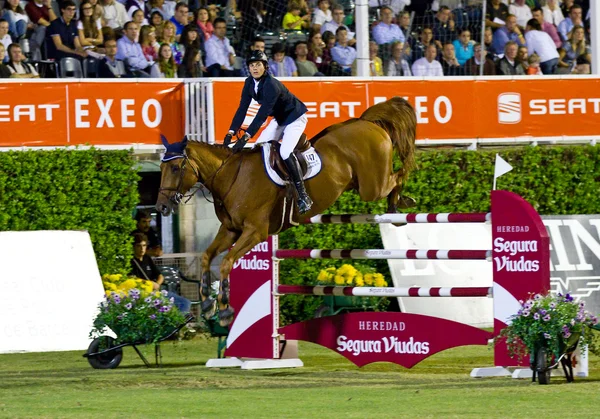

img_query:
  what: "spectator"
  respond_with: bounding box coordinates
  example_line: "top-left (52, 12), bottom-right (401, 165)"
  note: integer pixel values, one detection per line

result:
top-left (25, 0), bottom-right (56, 57)
top-left (2, 0), bottom-right (29, 40)
top-left (102, 0), bottom-right (127, 31)
top-left (411, 43), bottom-right (443, 77)
top-left (88, 0), bottom-right (103, 23)
top-left (372, 6), bottom-right (405, 46)
top-left (312, 0), bottom-right (331, 33)
top-left (241, 36), bottom-right (265, 77)
top-left (490, 14), bottom-right (525, 56)
top-left (524, 18), bottom-right (559, 75)
top-left (169, 2), bottom-right (189, 40)
top-left (557, 25), bottom-right (590, 74)
top-left (116, 21), bottom-right (152, 76)
top-left (148, 0), bottom-right (174, 21)
top-left (295, 40), bottom-right (320, 76)
top-left (440, 42), bottom-right (463, 76)
top-left (432, 6), bottom-right (455, 49)
top-left (124, 0), bottom-right (145, 21)
top-left (321, 4), bottom-right (355, 46)
top-left (464, 43), bottom-right (496, 75)
top-left (204, 17), bottom-right (236, 77)
top-left (398, 11), bottom-right (411, 40)
top-left (531, 7), bottom-right (561, 49)
top-left (385, 40), bottom-right (411, 77)
top-left (485, 0), bottom-right (509, 30)
top-left (411, 27), bottom-right (434, 63)
top-left (330, 27), bottom-right (356, 75)
top-left (452, 28), bottom-right (473, 65)
top-left (194, 7), bottom-right (213, 41)
top-left (130, 233), bottom-right (191, 314)
top-left (78, 0), bottom-right (103, 49)
top-left (526, 53), bottom-right (542, 75)
top-left (509, 0), bottom-right (533, 30)
top-left (282, 2), bottom-right (310, 31)
top-left (140, 25), bottom-right (159, 62)
top-left (161, 21), bottom-right (183, 65)
top-left (46, 1), bottom-right (87, 61)
top-left (150, 42), bottom-right (177, 77)
top-left (516, 45), bottom-right (528, 70)
top-left (0, 20), bottom-right (11, 54)
top-left (132, 210), bottom-right (162, 256)
top-left (307, 29), bottom-right (328, 73)
top-left (572, 54), bottom-right (590, 75)
top-left (150, 10), bottom-right (164, 31)
top-left (352, 40), bottom-right (383, 76)
top-left (542, 0), bottom-right (564, 27)
top-left (6, 43), bottom-right (38, 77)
top-left (496, 41), bottom-right (525, 75)
top-left (98, 38), bottom-right (131, 77)
top-left (557, 5), bottom-right (584, 44)
top-left (483, 26), bottom-right (494, 56)
top-left (177, 45), bottom-right (204, 77)
top-left (0, 44), bottom-right (10, 76)
top-left (180, 24), bottom-right (201, 55)
top-left (131, 9), bottom-right (148, 30)
top-left (268, 42), bottom-right (297, 77)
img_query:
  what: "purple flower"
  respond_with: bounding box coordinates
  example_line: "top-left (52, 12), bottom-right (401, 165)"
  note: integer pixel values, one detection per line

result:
top-left (591, 316), bottom-right (598, 325)
top-left (543, 314), bottom-right (551, 321)
top-left (522, 309), bottom-right (530, 317)
top-left (154, 299), bottom-right (161, 307)
top-left (549, 302), bottom-right (556, 309)
top-left (518, 300), bottom-right (524, 305)
top-left (565, 294), bottom-right (573, 302)
top-left (145, 297), bottom-right (152, 303)
top-left (517, 309), bottom-right (523, 316)
top-left (113, 294), bottom-right (121, 304)
top-left (579, 301), bottom-right (585, 309)
top-left (149, 314), bottom-right (156, 320)
top-left (161, 290), bottom-right (169, 297)
top-left (563, 331), bottom-right (571, 339)
top-left (159, 305), bottom-right (171, 313)
top-left (524, 300), bottom-right (533, 308)
top-left (125, 303), bottom-right (132, 310)
top-left (544, 333), bottom-right (551, 339)
top-left (577, 313), bottom-right (584, 321)
top-left (539, 309), bottom-right (547, 316)
top-left (534, 313), bottom-right (540, 320)
top-left (534, 294), bottom-right (542, 301)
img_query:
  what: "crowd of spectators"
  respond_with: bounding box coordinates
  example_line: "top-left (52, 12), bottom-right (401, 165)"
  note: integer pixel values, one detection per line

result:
top-left (0, 0), bottom-right (593, 78)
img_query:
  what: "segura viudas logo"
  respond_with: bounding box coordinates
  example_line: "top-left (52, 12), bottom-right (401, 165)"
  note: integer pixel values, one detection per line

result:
top-left (498, 93), bottom-right (522, 124)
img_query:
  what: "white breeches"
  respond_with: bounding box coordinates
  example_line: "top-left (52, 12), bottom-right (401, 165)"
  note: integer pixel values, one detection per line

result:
top-left (253, 113), bottom-right (308, 159)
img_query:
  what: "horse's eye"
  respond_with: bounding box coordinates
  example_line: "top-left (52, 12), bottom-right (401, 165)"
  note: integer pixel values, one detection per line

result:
top-left (171, 165), bottom-right (180, 174)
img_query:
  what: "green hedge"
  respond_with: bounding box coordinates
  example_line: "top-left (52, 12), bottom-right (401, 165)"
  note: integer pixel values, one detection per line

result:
top-left (279, 145), bottom-right (600, 324)
top-left (0, 149), bottom-right (140, 274)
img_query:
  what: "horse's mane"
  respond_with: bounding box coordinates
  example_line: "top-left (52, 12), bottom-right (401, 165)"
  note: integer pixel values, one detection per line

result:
top-left (358, 97), bottom-right (417, 180)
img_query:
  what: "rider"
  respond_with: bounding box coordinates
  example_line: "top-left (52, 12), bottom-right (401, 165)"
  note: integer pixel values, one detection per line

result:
top-left (223, 50), bottom-right (313, 214)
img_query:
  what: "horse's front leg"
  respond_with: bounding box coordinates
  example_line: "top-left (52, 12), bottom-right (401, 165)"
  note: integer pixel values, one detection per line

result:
top-left (217, 226), bottom-right (267, 327)
top-left (199, 224), bottom-right (240, 319)
top-left (386, 171), bottom-right (416, 214)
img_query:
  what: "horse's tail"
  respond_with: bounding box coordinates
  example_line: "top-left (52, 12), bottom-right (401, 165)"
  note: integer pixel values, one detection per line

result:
top-left (359, 97), bottom-right (417, 181)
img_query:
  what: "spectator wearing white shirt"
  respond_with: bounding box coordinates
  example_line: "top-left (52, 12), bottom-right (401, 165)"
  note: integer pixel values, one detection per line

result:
top-left (509, 0), bottom-right (532, 30)
top-left (368, 0), bottom-right (410, 15)
top-left (557, 4), bottom-right (583, 43)
top-left (0, 20), bottom-right (11, 57)
top-left (330, 27), bottom-right (356, 74)
top-left (531, 7), bottom-right (561, 49)
top-left (525, 19), bottom-right (559, 75)
top-left (204, 17), bottom-right (236, 77)
top-left (312, 0), bottom-right (331, 33)
top-left (542, 0), bottom-right (564, 27)
top-left (6, 43), bottom-right (39, 78)
top-left (372, 6), bottom-right (405, 46)
top-left (411, 43), bottom-right (443, 77)
top-left (321, 5), bottom-right (355, 46)
top-left (102, 0), bottom-right (128, 30)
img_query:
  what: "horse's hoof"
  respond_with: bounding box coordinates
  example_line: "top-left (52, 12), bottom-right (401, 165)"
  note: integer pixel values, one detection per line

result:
top-left (218, 306), bottom-right (235, 327)
top-left (398, 196), bottom-right (417, 209)
top-left (201, 298), bottom-right (217, 319)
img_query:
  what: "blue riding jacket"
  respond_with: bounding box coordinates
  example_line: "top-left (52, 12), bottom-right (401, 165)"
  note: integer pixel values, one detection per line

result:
top-left (229, 73), bottom-right (308, 137)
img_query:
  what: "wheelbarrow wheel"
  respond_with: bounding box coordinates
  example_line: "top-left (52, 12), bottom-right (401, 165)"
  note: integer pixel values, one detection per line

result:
top-left (536, 347), bottom-right (550, 385)
top-left (87, 336), bottom-right (123, 369)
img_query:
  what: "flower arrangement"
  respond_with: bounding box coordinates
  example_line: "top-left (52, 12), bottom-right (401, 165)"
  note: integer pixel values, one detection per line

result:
top-left (497, 292), bottom-right (600, 363)
top-left (317, 264), bottom-right (388, 287)
top-left (91, 275), bottom-right (186, 344)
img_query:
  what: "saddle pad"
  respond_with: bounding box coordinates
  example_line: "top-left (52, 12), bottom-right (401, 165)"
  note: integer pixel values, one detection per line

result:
top-left (261, 143), bottom-right (322, 187)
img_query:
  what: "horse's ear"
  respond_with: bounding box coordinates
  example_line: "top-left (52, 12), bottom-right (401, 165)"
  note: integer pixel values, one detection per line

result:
top-left (160, 134), bottom-right (170, 147)
top-left (182, 135), bottom-right (188, 146)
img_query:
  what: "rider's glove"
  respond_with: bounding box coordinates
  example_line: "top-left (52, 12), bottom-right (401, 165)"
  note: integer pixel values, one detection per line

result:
top-left (232, 133), bottom-right (251, 153)
top-left (223, 130), bottom-right (234, 147)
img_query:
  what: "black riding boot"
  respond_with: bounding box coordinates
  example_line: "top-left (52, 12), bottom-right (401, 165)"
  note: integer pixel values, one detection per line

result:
top-left (283, 154), bottom-right (313, 214)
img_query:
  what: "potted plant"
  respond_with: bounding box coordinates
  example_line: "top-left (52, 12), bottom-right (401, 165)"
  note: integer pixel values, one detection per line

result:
top-left (497, 292), bottom-right (600, 384)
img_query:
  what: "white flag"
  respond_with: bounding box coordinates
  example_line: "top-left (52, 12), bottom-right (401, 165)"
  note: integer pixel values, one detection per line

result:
top-left (493, 154), bottom-right (513, 190)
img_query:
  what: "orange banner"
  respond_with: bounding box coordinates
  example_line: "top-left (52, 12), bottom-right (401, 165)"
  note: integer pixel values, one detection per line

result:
top-left (212, 78), bottom-right (600, 142)
top-left (0, 82), bottom-right (184, 147)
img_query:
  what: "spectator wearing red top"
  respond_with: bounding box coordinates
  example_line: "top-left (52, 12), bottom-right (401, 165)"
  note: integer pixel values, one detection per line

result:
top-left (194, 7), bottom-right (213, 41)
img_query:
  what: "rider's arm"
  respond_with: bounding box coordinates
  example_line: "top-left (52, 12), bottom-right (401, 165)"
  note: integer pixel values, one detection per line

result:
top-left (245, 80), bottom-right (280, 136)
top-left (229, 79), bottom-right (253, 133)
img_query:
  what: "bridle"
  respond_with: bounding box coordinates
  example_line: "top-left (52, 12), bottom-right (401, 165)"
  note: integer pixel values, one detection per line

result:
top-left (158, 152), bottom-right (202, 205)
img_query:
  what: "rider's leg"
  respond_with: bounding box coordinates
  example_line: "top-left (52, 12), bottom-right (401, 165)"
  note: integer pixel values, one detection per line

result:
top-left (253, 119), bottom-right (284, 147)
top-left (280, 114), bottom-right (312, 214)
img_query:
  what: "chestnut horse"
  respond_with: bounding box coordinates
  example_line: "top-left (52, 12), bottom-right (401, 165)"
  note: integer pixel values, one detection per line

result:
top-left (156, 97), bottom-right (417, 326)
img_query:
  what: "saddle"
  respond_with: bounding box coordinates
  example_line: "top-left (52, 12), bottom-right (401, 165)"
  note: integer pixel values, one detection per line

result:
top-left (268, 134), bottom-right (311, 181)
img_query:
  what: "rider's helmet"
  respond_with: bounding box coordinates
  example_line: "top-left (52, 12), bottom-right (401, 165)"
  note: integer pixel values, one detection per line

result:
top-left (246, 50), bottom-right (269, 69)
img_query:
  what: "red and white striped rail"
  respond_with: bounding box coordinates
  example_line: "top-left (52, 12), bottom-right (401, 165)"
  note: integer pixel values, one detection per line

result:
top-left (306, 213), bottom-right (491, 224)
top-left (277, 285), bottom-right (492, 298)
top-left (275, 249), bottom-right (492, 260)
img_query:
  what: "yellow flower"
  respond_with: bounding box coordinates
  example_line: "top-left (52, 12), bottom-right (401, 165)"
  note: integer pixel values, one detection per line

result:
top-left (374, 276), bottom-right (387, 288)
top-left (345, 276), bottom-right (354, 285)
top-left (355, 276), bottom-right (364, 287)
top-left (117, 279), bottom-right (138, 291)
top-left (317, 270), bottom-right (331, 283)
top-left (105, 290), bottom-right (112, 298)
top-left (325, 267), bottom-right (336, 273)
top-left (364, 274), bottom-right (374, 286)
top-left (108, 274), bottom-right (122, 282)
top-left (334, 275), bottom-right (345, 285)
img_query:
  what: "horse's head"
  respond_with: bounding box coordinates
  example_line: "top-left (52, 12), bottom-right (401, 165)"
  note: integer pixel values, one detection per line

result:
top-left (156, 135), bottom-right (200, 216)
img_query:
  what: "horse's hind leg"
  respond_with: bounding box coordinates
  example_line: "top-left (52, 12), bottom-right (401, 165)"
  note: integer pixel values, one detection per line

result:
top-left (385, 170), bottom-right (416, 213)
top-left (217, 225), bottom-right (267, 327)
top-left (200, 225), bottom-right (240, 319)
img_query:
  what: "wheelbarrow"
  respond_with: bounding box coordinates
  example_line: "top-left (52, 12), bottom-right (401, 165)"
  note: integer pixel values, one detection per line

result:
top-left (83, 313), bottom-right (195, 369)
top-left (530, 333), bottom-right (580, 385)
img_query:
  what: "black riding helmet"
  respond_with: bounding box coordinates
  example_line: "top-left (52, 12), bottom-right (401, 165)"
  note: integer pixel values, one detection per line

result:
top-left (246, 50), bottom-right (269, 68)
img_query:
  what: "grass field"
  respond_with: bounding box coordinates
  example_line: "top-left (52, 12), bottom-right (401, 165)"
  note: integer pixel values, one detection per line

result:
top-left (1, 337), bottom-right (599, 418)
